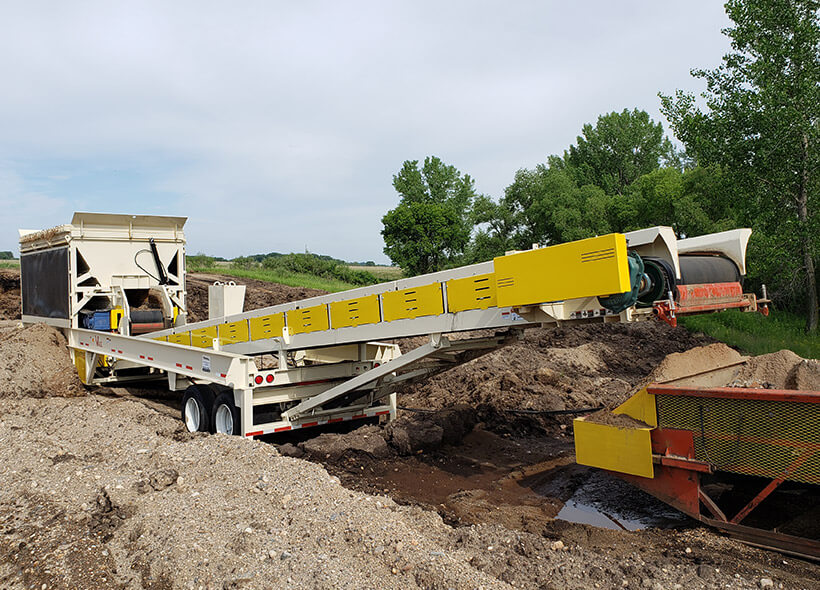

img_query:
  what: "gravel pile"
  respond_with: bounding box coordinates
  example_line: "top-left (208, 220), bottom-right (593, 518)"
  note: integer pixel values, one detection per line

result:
top-left (0, 394), bottom-right (794, 590)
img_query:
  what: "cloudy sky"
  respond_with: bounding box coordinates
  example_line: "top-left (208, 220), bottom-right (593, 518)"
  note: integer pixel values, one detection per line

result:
top-left (0, 1), bottom-right (731, 262)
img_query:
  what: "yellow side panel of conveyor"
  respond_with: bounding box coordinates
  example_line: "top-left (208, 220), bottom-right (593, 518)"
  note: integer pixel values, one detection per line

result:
top-left (219, 320), bottom-right (250, 345)
top-left (167, 332), bottom-right (189, 346)
top-left (382, 283), bottom-right (444, 322)
top-left (573, 417), bottom-right (654, 478)
top-left (249, 313), bottom-right (285, 341)
top-left (330, 294), bottom-right (381, 328)
top-left (494, 233), bottom-right (631, 307)
top-left (287, 304), bottom-right (330, 334)
top-left (447, 273), bottom-right (497, 312)
top-left (190, 326), bottom-right (217, 348)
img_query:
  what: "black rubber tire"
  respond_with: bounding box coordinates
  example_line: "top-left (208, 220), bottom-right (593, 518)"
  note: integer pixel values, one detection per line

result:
top-left (181, 384), bottom-right (216, 433)
top-left (211, 391), bottom-right (241, 435)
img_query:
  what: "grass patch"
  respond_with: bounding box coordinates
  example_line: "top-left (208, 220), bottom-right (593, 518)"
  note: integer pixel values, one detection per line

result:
top-left (349, 265), bottom-right (403, 280)
top-left (0, 260), bottom-right (19, 269)
top-left (187, 265), bottom-right (360, 293)
top-left (680, 309), bottom-right (819, 359)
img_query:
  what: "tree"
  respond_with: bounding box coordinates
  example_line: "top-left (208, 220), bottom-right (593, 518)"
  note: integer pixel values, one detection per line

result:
top-left (609, 166), bottom-right (731, 238)
top-left (661, 0), bottom-right (819, 332)
top-left (382, 156), bottom-right (476, 275)
top-left (562, 109), bottom-right (677, 195)
top-left (0, 251), bottom-right (13, 260)
top-left (502, 165), bottom-right (611, 248)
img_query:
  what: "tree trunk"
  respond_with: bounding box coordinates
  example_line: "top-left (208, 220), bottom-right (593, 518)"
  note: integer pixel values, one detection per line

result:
top-left (798, 133), bottom-right (818, 333)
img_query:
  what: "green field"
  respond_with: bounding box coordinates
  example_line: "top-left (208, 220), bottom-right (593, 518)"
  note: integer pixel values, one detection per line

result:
top-left (680, 309), bottom-right (819, 359)
top-left (187, 264), bottom-right (361, 293)
top-left (0, 260), bottom-right (19, 269)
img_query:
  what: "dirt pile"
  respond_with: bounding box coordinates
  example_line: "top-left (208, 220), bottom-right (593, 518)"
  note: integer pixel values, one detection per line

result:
top-left (302, 424), bottom-right (391, 460)
top-left (0, 269), bottom-right (20, 320)
top-left (0, 322), bottom-right (83, 398)
top-left (398, 322), bottom-right (715, 433)
top-left (186, 273), bottom-right (326, 323)
top-left (300, 407), bottom-right (478, 460)
top-left (734, 349), bottom-right (820, 390)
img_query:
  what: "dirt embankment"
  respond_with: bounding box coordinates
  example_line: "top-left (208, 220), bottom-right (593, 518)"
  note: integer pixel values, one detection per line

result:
top-left (0, 269), bottom-right (20, 320)
top-left (397, 321), bottom-right (716, 434)
top-left (0, 322), bottom-right (83, 399)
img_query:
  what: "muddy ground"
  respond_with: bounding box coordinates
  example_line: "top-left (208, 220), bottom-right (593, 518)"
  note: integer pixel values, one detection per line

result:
top-left (0, 269), bottom-right (818, 589)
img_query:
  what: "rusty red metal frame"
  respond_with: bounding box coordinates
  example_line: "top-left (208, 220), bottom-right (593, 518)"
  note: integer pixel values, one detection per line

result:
top-left (648, 384), bottom-right (820, 404)
top-left (611, 396), bottom-right (820, 559)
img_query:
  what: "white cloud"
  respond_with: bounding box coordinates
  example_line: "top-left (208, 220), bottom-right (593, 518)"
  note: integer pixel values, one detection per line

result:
top-left (0, 1), bottom-right (731, 260)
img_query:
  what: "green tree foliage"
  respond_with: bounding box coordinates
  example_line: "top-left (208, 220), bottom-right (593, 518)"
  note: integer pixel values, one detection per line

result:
top-left (230, 256), bottom-right (255, 270)
top-left (561, 108), bottom-right (677, 195)
top-left (609, 166), bottom-right (732, 237)
top-left (502, 166), bottom-right (611, 248)
top-left (186, 253), bottom-right (215, 269)
top-left (0, 251), bottom-right (14, 260)
top-left (661, 0), bottom-right (819, 331)
top-left (382, 156), bottom-right (476, 275)
top-left (261, 253), bottom-right (378, 286)
top-left (465, 110), bottom-right (688, 263)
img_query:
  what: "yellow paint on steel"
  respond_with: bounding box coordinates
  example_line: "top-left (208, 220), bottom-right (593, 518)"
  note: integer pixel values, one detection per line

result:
top-left (218, 320), bottom-right (250, 345)
top-left (153, 335), bottom-right (169, 342)
top-left (190, 326), bottom-right (217, 348)
top-left (330, 294), bottom-right (381, 329)
top-left (249, 313), bottom-right (285, 341)
top-left (446, 272), bottom-right (497, 312)
top-left (286, 304), bottom-right (330, 334)
top-left (382, 283), bottom-right (444, 322)
top-left (74, 349), bottom-right (88, 385)
top-left (167, 332), bottom-right (190, 346)
top-left (615, 387), bottom-right (658, 428)
top-left (109, 308), bottom-right (124, 331)
top-left (573, 417), bottom-right (654, 478)
top-left (494, 233), bottom-right (631, 308)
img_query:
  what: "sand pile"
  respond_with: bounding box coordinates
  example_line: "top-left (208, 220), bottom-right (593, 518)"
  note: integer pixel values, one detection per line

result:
top-left (0, 322), bottom-right (83, 398)
top-left (649, 343), bottom-right (745, 383)
top-left (646, 345), bottom-right (818, 391)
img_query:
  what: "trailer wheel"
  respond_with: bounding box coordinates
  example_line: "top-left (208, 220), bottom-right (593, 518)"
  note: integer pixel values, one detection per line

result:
top-left (181, 384), bottom-right (215, 433)
top-left (212, 391), bottom-right (240, 435)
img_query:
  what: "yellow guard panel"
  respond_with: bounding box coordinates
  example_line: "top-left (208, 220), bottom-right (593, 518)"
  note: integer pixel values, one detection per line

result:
top-left (573, 417), bottom-right (654, 478)
top-left (287, 304), bottom-right (330, 335)
top-left (494, 233), bottom-right (631, 307)
top-left (167, 332), bottom-right (190, 346)
top-left (218, 320), bottom-right (250, 345)
top-left (249, 313), bottom-right (285, 341)
top-left (330, 294), bottom-right (381, 328)
top-left (615, 387), bottom-right (658, 428)
top-left (447, 273), bottom-right (497, 312)
top-left (190, 326), bottom-right (218, 348)
top-left (382, 283), bottom-right (444, 322)
top-left (74, 349), bottom-right (88, 385)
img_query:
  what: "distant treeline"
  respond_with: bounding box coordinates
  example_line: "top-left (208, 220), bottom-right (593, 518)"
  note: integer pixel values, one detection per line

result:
top-left (186, 252), bottom-right (382, 287)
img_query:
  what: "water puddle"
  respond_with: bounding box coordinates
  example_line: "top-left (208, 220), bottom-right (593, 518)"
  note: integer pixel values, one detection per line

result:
top-left (556, 499), bottom-right (647, 531)
top-left (555, 472), bottom-right (690, 531)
